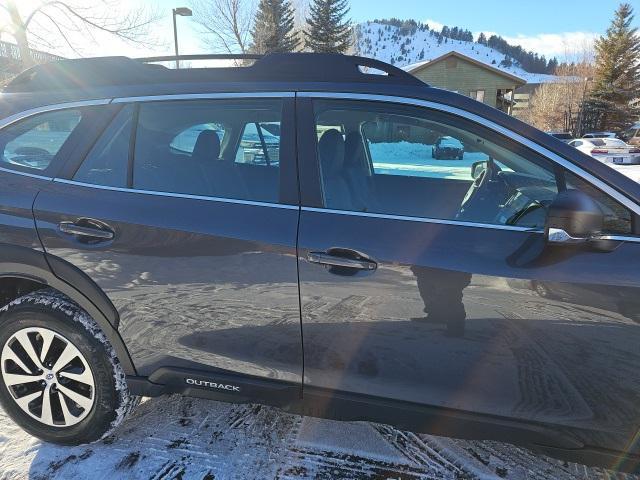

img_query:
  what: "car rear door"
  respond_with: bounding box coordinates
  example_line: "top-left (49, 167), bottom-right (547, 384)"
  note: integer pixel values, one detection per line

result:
top-left (33, 94), bottom-right (303, 394)
top-left (296, 93), bottom-right (640, 456)
top-left (0, 102), bottom-right (115, 254)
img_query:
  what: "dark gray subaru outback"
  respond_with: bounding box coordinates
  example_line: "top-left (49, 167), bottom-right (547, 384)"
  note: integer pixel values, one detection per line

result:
top-left (0, 53), bottom-right (639, 471)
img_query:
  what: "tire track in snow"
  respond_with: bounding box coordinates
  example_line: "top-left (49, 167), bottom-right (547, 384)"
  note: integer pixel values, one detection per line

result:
top-left (1, 395), bottom-right (637, 479)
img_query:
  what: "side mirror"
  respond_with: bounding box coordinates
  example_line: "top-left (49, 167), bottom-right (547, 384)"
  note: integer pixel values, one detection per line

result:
top-left (545, 190), bottom-right (604, 245)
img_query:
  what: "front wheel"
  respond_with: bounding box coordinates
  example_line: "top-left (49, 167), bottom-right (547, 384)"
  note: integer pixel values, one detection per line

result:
top-left (0, 290), bottom-right (138, 445)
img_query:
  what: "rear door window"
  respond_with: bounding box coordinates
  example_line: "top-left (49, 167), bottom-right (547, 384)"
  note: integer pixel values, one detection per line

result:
top-left (0, 109), bottom-right (82, 172)
top-left (132, 99), bottom-right (285, 203)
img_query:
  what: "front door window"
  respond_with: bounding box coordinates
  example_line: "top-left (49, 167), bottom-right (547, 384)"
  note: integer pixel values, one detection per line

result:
top-left (312, 99), bottom-right (632, 233)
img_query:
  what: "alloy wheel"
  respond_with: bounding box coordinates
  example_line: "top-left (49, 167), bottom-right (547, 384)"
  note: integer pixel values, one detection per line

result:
top-left (1, 327), bottom-right (95, 427)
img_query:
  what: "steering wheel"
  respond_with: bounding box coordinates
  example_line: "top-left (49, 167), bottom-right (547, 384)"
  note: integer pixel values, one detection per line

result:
top-left (506, 199), bottom-right (548, 226)
top-left (457, 160), bottom-right (504, 222)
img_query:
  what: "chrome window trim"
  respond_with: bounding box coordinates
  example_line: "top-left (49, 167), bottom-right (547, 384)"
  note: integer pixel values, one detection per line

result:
top-left (52, 178), bottom-right (299, 210)
top-left (0, 99), bottom-right (110, 178)
top-left (0, 91), bottom-right (637, 239)
top-left (111, 92), bottom-right (295, 104)
top-left (0, 93), bottom-right (293, 129)
top-left (301, 207), bottom-right (640, 242)
top-left (0, 99), bottom-right (111, 130)
top-left (596, 234), bottom-right (640, 244)
top-left (0, 166), bottom-right (52, 181)
top-left (299, 91), bottom-right (640, 217)
top-left (302, 206), bottom-right (540, 232)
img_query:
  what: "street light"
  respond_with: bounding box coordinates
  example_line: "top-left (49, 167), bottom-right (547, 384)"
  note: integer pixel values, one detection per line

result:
top-left (172, 7), bottom-right (192, 69)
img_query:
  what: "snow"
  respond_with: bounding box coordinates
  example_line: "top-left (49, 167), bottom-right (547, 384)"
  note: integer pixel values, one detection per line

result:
top-left (0, 395), bottom-right (624, 479)
top-left (609, 163), bottom-right (640, 183)
top-left (369, 141), bottom-right (488, 180)
top-left (356, 22), bottom-right (564, 84)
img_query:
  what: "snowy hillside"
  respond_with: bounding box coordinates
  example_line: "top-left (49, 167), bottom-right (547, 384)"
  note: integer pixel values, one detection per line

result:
top-left (355, 22), bottom-right (560, 84)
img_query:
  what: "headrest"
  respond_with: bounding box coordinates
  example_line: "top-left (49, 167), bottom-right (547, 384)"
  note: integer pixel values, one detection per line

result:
top-left (344, 131), bottom-right (366, 168)
top-left (318, 129), bottom-right (345, 175)
top-left (192, 130), bottom-right (220, 161)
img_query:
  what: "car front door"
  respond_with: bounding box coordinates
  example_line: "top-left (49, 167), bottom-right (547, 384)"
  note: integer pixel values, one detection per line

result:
top-left (296, 94), bottom-right (640, 458)
top-left (33, 94), bottom-right (303, 391)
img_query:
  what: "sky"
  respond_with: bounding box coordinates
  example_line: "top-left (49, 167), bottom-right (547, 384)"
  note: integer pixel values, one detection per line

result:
top-left (347, 0), bottom-right (627, 36)
top-left (1, 0), bottom-right (636, 61)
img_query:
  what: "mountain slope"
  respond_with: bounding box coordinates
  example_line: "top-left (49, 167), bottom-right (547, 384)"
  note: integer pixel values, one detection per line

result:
top-left (355, 22), bottom-right (560, 84)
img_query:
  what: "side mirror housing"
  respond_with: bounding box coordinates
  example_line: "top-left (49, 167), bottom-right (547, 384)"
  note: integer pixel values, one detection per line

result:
top-left (545, 190), bottom-right (603, 245)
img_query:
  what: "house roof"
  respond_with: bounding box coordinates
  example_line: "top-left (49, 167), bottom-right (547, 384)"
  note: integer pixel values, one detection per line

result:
top-left (406, 51), bottom-right (526, 85)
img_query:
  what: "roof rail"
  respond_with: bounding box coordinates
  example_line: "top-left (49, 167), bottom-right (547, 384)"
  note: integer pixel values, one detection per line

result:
top-left (136, 54), bottom-right (263, 63)
top-left (3, 53), bottom-right (427, 93)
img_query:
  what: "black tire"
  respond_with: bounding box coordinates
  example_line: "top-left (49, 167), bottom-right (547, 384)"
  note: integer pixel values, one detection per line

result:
top-left (0, 289), bottom-right (138, 445)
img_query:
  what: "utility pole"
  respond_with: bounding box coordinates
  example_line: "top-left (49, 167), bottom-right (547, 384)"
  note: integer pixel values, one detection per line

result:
top-left (172, 7), bottom-right (192, 69)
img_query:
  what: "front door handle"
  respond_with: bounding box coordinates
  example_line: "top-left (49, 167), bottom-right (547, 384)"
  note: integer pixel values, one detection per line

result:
top-left (307, 252), bottom-right (377, 271)
top-left (59, 221), bottom-right (114, 240)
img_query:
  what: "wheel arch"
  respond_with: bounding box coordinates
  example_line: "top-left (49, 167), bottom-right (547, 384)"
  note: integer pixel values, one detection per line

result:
top-left (0, 243), bottom-right (136, 376)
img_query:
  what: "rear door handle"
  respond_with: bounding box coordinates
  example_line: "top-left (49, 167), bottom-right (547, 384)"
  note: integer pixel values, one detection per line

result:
top-left (307, 252), bottom-right (377, 271)
top-left (59, 221), bottom-right (114, 240)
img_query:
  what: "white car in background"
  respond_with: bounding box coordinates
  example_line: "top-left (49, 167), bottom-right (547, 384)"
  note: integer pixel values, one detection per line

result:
top-left (569, 137), bottom-right (640, 165)
top-left (582, 131), bottom-right (617, 139)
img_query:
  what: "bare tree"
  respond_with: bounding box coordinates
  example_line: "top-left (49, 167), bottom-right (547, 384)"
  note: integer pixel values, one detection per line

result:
top-left (290, 0), bottom-right (308, 51)
top-left (191, 0), bottom-right (255, 55)
top-left (521, 44), bottom-right (595, 134)
top-left (1, 0), bottom-right (161, 67)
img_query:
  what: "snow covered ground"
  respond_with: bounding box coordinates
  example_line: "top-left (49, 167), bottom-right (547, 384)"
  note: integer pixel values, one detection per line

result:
top-left (369, 141), bottom-right (487, 180)
top-left (609, 163), bottom-right (640, 183)
top-left (1, 395), bottom-right (635, 480)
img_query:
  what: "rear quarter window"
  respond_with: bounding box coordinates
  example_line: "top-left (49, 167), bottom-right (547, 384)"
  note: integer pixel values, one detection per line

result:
top-left (0, 109), bottom-right (82, 172)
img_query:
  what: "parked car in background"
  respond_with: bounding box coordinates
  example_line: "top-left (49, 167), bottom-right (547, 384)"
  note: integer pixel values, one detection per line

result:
top-left (432, 135), bottom-right (464, 159)
top-left (569, 137), bottom-right (640, 164)
top-left (621, 125), bottom-right (640, 146)
top-left (582, 131), bottom-right (618, 139)
top-left (546, 131), bottom-right (574, 143)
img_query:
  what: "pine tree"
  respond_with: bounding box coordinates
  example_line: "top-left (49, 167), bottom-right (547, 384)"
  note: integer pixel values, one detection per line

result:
top-left (585, 3), bottom-right (640, 131)
top-left (250, 0), bottom-right (299, 54)
top-left (305, 0), bottom-right (352, 53)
